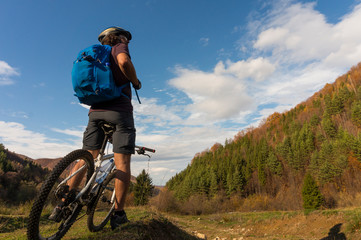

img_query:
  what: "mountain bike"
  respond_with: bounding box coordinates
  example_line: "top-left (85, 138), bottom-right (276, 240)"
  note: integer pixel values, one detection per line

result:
top-left (27, 121), bottom-right (155, 240)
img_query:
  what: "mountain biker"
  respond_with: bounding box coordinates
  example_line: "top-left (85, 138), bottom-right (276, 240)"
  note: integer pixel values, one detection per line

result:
top-left (49, 26), bottom-right (141, 230)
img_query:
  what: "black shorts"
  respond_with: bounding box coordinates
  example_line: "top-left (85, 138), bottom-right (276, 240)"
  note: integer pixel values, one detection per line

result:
top-left (82, 111), bottom-right (136, 154)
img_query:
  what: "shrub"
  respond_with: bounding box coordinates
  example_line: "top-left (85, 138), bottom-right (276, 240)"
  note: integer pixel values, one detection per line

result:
top-left (16, 182), bottom-right (37, 203)
top-left (302, 173), bottom-right (323, 210)
top-left (133, 169), bottom-right (154, 206)
top-left (150, 188), bottom-right (178, 212)
top-left (181, 194), bottom-right (207, 215)
top-left (239, 194), bottom-right (273, 211)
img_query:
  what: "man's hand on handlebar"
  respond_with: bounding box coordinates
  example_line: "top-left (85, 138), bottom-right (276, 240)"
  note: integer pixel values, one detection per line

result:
top-left (135, 145), bottom-right (155, 156)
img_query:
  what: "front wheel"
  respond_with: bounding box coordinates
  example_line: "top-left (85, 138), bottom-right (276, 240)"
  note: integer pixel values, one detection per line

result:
top-left (27, 149), bottom-right (94, 240)
top-left (87, 171), bottom-right (116, 232)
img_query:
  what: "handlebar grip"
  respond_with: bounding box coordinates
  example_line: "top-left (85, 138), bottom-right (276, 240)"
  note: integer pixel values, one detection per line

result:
top-left (135, 145), bottom-right (156, 153)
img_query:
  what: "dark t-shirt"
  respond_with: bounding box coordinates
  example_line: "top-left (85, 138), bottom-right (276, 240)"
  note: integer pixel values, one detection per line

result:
top-left (90, 43), bottom-right (133, 113)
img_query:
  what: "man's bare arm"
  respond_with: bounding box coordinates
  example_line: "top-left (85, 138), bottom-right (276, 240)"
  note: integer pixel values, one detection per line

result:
top-left (117, 53), bottom-right (141, 88)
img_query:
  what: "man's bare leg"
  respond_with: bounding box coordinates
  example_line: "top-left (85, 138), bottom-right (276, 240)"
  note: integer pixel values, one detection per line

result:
top-left (113, 153), bottom-right (131, 211)
top-left (67, 150), bottom-right (99, 190)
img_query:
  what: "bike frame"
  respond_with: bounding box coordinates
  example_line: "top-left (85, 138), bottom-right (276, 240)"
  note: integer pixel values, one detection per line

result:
top-left (55, 121), bottom-right (155, 208)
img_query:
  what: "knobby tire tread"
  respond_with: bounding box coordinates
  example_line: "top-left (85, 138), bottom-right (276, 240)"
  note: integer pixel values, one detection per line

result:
top-left (27, 149), bottom-right (94, 240)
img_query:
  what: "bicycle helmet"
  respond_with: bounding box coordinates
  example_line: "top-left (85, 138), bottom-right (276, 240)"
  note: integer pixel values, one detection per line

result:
top-left (98, 26), bottom-right (132, 43)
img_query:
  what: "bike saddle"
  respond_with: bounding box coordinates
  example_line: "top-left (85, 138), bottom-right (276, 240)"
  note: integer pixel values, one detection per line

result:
top-left (98, 121), bottom-right (116, 135)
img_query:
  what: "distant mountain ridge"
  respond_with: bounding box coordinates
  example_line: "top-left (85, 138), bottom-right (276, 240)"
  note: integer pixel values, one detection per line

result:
top-left (4, 149), bottom-right (62, 171)
top-left (34, 157), bottom-right (62, 170)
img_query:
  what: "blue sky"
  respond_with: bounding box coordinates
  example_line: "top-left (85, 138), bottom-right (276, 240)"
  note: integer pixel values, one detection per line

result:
top-left (1, 0), bottom-right (360, 185)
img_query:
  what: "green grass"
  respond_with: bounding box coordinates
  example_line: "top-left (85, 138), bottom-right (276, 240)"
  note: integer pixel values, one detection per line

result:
top-left (344, 208), bottom-right (361, 233)
top-left (0, 215), bottom-right (28, 235)
top-left (0, 201), bottom-right (33, 216)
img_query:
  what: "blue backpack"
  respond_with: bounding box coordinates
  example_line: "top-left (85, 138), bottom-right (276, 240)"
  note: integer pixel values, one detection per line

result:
top-left (71, 44), bottom-right (129, 105)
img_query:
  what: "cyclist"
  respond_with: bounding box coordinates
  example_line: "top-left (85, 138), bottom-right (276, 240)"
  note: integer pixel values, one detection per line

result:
top-left (49, 26), bottom-right (141, 230)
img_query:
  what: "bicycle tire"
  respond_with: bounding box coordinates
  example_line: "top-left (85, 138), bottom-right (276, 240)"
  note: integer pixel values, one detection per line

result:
top-left (27, 149), bottom-right (94, 240)
top-left (87, 170), bottom-right (116, 232)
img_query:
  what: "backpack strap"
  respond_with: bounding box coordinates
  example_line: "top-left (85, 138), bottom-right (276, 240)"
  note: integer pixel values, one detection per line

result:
top-left (134, 89), bottom-right (141, 104)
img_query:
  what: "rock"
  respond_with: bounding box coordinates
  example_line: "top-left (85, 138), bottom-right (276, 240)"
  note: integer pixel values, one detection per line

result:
top-left (193, 231), bottom-right (207, 239)
top-left (195, 232), bottom-right (207, 239)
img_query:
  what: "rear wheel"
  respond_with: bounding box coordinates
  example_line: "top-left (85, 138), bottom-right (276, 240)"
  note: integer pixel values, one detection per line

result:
top-left (27, 149), bottom-right (94, 240)
top-left (87, 171), bottom-right (116, 232)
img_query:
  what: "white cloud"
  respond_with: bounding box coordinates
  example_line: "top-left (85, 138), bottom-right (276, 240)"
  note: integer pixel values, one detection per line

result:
top-left (169, 65), bottom-right (256, 121)
top-left (151, 167), bottom-right (176, 173)
top-left (131, 158), bottom-right (187, 186)
top-left (254, 2), bottom-right (334, 62)
top-left (254, 1), bottom-right (361, 69)
top-left (80, 103), bottom-right (91, 109)
top-left (51, 128), bottom-right (84, 138)
top-left (246, 1), bottom-right (361, 109)
top-left (254, 27), bottom-right (289, 49)
top-left (324, 4), bottom-right (361, 68)
top-left (134, 97), bottom-right (182, 126)
top-left (222, 58), bottom-right (276, 82)
top-left (0, 121), bottom-right (79, 158)
top-left (0, 61), bottom-right (19, 85)
top-left (166, 56), bottom-right (276, 122)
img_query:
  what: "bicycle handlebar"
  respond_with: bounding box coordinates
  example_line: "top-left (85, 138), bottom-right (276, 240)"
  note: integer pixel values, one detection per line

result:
top-left (135, 145), bottom-right (156, 153)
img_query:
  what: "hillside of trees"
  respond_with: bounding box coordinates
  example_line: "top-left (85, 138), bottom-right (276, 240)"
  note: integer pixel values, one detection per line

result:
top-left (166, 62), bottom-right (361, 211)
top-left (0, 144), bottom-right (49, 204)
